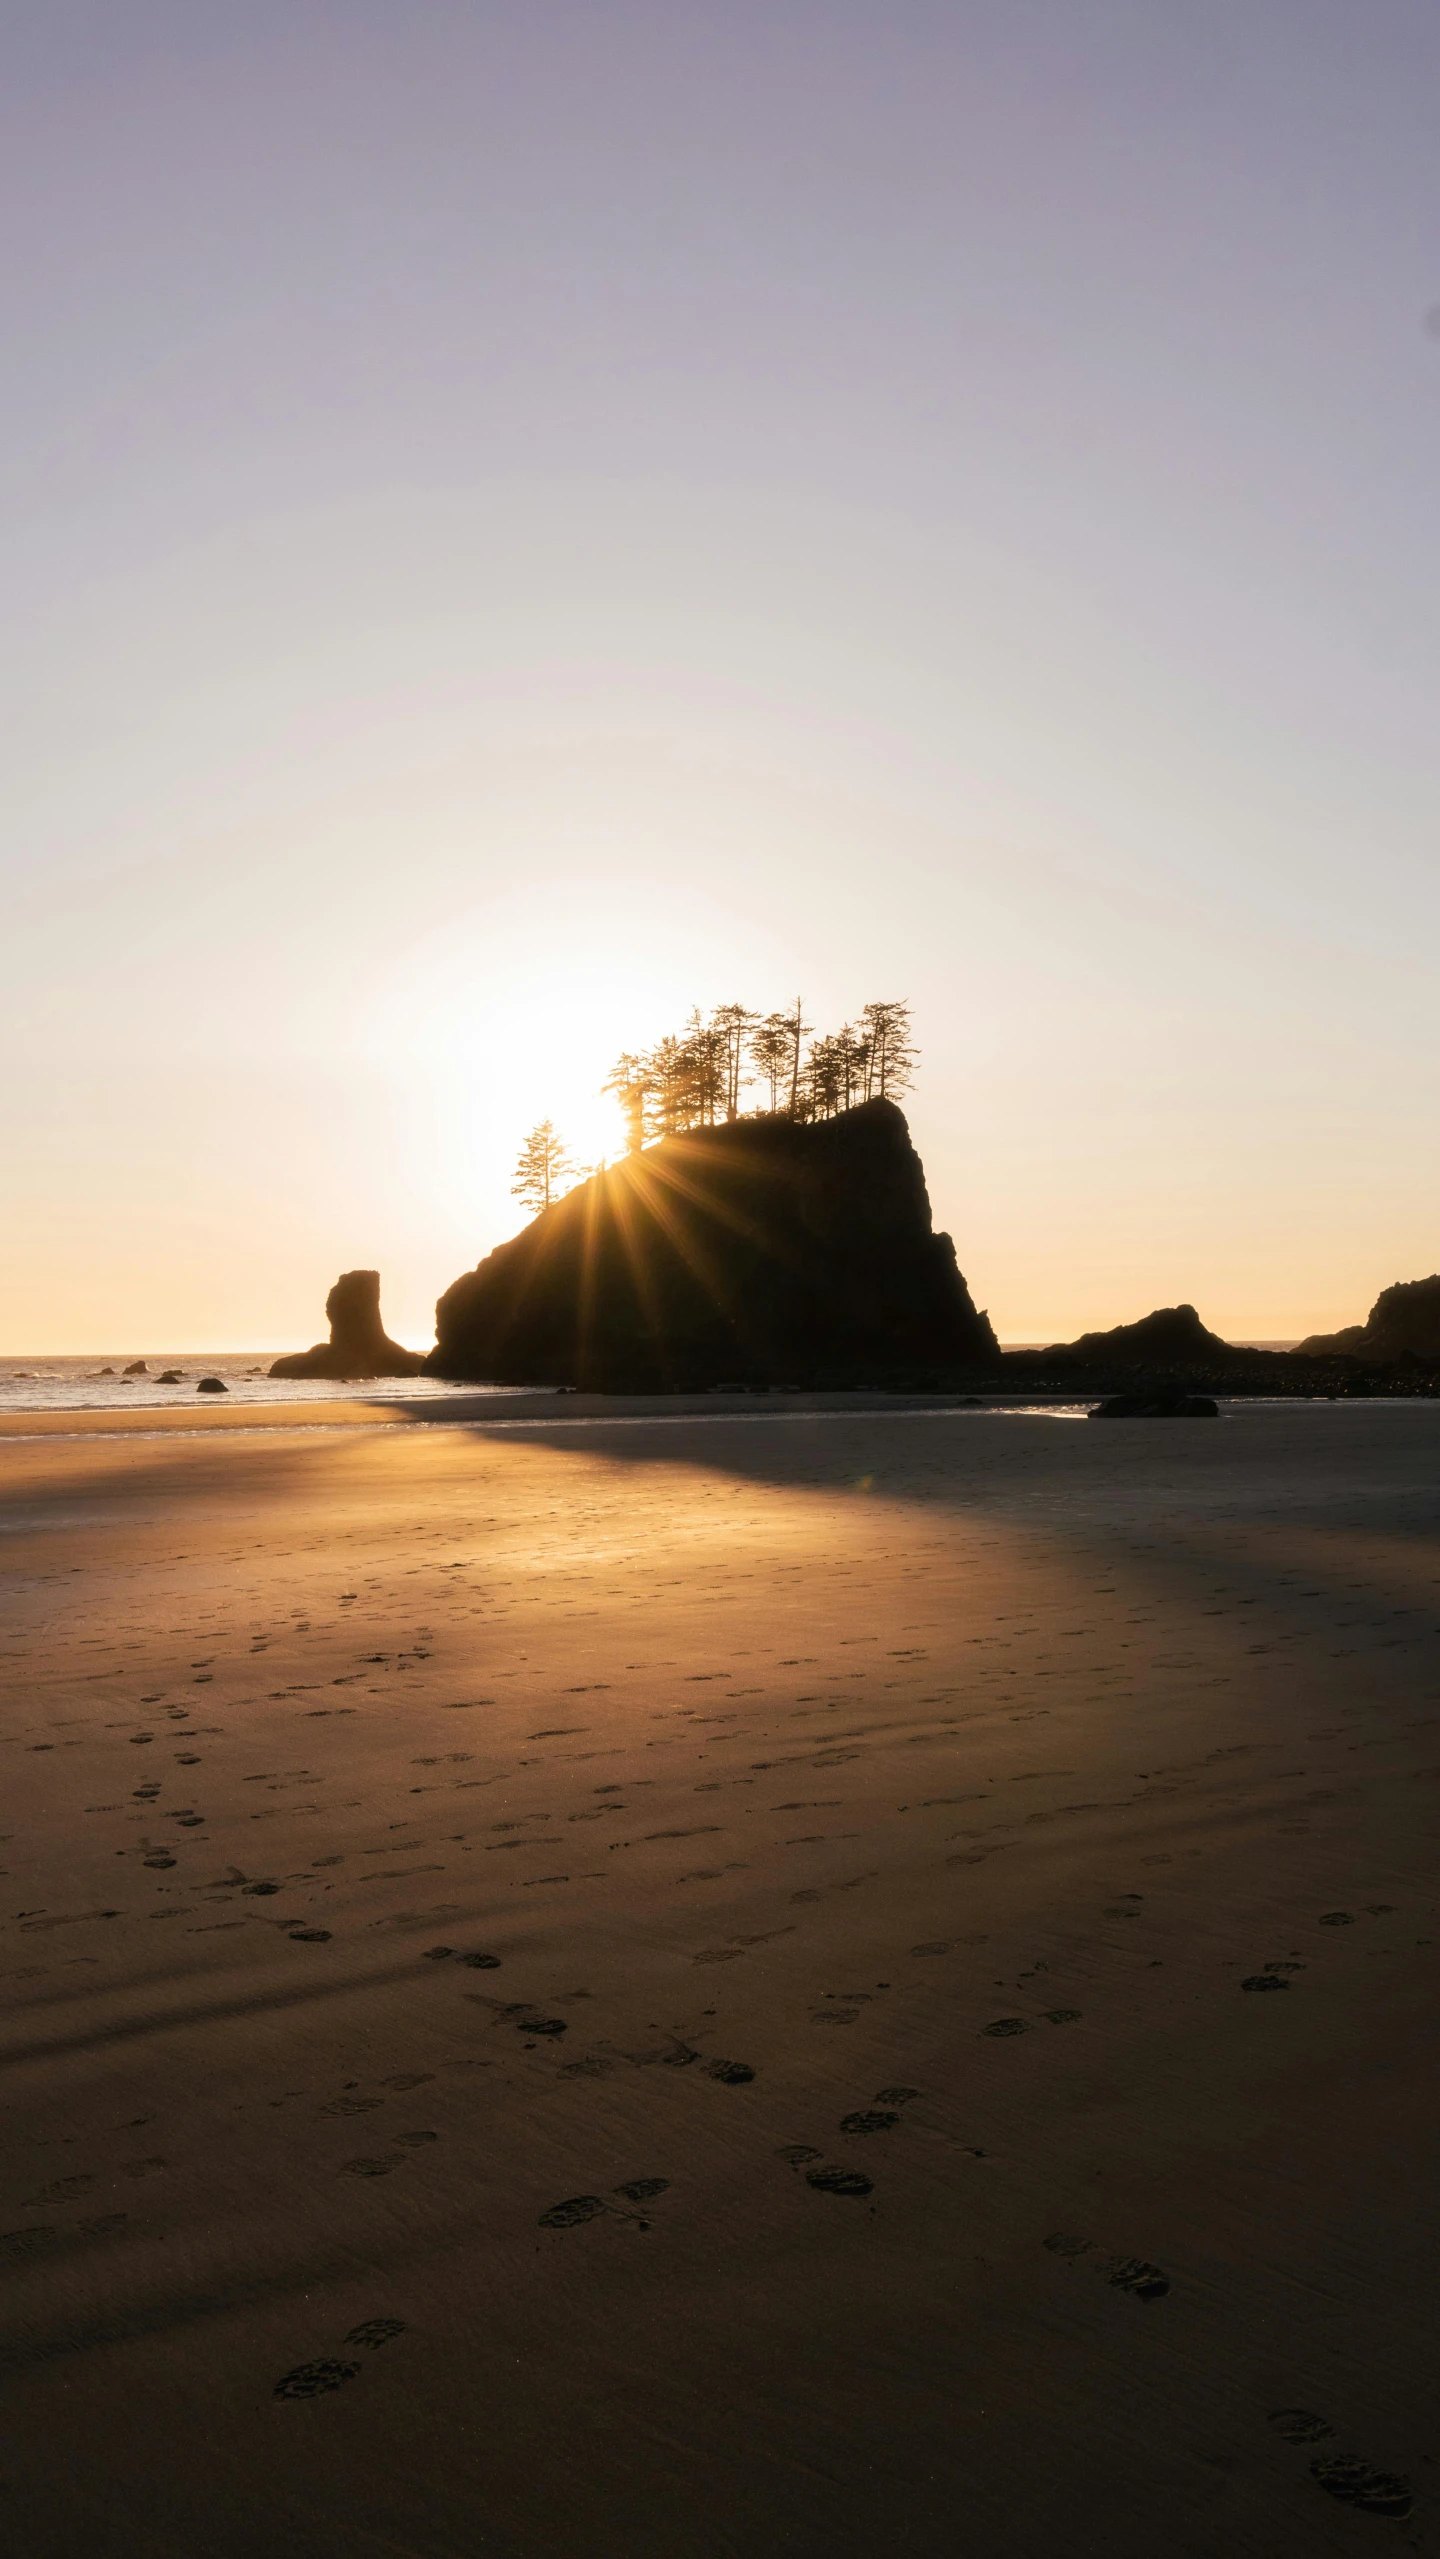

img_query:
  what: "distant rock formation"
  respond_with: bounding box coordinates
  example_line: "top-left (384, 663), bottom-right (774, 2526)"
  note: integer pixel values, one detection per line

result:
top-left (270, 1271), bottom-right (427, 1381)
top-left (1297, 1276), bottom-right (1440, 1363)
top-left (1043, 1304), bottom-right (1234, 1366)
top-left (430, 1100), bottom-right (997, 1389)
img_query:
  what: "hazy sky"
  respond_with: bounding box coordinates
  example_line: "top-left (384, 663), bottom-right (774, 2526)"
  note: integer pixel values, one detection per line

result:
top-left (5, 0), bottom-right (1439, 1350)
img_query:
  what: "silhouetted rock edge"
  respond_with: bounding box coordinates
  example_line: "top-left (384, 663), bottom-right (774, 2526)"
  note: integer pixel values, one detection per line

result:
top-left (270, 1269), bottom-right (426, 1381)
top-left (429, 1100), bottom-right (997, 1391)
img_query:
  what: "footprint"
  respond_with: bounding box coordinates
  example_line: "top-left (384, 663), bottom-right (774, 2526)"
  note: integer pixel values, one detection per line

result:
top-left (910, 1941), bottom-right (950, 1957)
top-left (1318, 1912), bottom-right (1355, 1928)
top-left (539, 2195), bottom-right (606, 2228)
top-left (1042, 2233), bottom-right (1093, 2257)
top-left (394, 2130), bottom-right (438, 2147)
top-left (290, 1929), bottom-right (332, 1944)
top-left (707, 2059), bottom-right (756, 2085)
top-left (981, 2017), bottom-right (1030, 2038)
top-left (339, 2156), bottom-right (404, 2178)
top-left (142, 1853), bottom-right (176, 1871)
top-left (1310, 2456), bottom-right (1412, 2519)
top-left (1044, 2009), bottom-right (1082, 2025)
top-left (613, 2178), bottom-right (669, 2203)
top-left (839, 2110), bottom-right (899, 2136)
top-left (0, 2226), bottom-right (59, 2267)
top-left (382, 2073), bottom-right (434, 2091)
top-left (457, 1951), bottom-right (501, 1969)
top-left (1268, 2410), bottom-right (1335, 2444)
top-left (243, 1882), bottom-right (280, 1898)
top-left (344, 2318), bottom-right (406, 2350)
top-left (1107, 2257), bottom-right (1170, 2300)
top-left (423, 1946), bottom-right (454, 1961)
top-left (805, 2165), bottom-right (874, 2198)
top-left (777, 2145), bottom-right (823, 2165)
top-left (1242, 1974), bottom-right (1289, 1993)
top-left (274, 2359), bottom-right (362, 2400)
top-left (874, 2086), bottom-right (920, 2107)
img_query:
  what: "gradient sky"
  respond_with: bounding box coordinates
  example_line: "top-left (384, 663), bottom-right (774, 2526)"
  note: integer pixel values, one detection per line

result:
top-left (4, 0), bottom-right (1439, 1351)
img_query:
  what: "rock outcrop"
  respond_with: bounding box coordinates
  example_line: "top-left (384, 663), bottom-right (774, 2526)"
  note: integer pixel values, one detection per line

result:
top-left (430, 1100), bottom-right (997, 1389)
top-left (1042, 1304), bottom-right (1234, 1366)
top-left (1297, 1275), bottom-right (1440, 1363)
top-left (270, 1270), bottom-right (427, 1381)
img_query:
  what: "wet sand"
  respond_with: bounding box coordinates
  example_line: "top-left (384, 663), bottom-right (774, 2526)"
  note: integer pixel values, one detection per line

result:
top-left (1, 1398), bottom-right (1436, 2555)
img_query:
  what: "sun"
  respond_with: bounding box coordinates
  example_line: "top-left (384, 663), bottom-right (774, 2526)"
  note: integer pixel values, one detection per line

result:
top-left (378, 923), bottom-right (701, 1209)
top-left (555, 1085), bottom-right (629, 1177)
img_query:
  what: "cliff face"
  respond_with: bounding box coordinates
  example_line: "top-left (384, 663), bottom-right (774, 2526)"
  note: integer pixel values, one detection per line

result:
top-left (430, 1099), bottom-right (997, 1389)
top-left (1298, 1275), bottom-right (1440, 1362)
top-left (269, 1270), bottom-right (427, 1380)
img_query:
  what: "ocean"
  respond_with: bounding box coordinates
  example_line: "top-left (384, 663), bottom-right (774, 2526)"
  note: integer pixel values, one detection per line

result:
top-left (0, 1355), bottom-right (524, 1416)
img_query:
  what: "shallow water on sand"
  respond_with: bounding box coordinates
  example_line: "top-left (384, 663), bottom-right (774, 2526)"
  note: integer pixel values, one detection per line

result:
top-left (0, 1354), bottom-right (526, 1416)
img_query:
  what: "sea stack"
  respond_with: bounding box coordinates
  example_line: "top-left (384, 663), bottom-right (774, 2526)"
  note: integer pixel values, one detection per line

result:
top-left (430, 1098), bottom-right (997, 1389)
top-left (1042, 1304), bottom-right (1235, 1366)
top-left (1298, 1275), bottom-right (1440, 1362)
top-left (269, 1270), bottom-right (427, 1381)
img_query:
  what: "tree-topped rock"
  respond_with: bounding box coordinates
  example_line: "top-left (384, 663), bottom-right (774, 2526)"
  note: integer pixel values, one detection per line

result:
top-left (270, 1271), bottom-right (426, 1381)
top-left (431, 1099), bottom-right (996, 1389)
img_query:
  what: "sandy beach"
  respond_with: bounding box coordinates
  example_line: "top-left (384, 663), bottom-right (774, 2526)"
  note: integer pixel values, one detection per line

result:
top-left (1, 1395), bottom-right (1435, 2556)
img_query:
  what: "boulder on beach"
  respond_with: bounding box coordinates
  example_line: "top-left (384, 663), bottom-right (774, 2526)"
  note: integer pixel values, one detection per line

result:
top-left (270, 1271), bottom-right (427, 1382)
top-left (197, 1377), bottom-right (228, 1394)
top-left (430, 1100), bottom-right (997, 1390)
top-left (122, 1360), bottom-right (148, 1376)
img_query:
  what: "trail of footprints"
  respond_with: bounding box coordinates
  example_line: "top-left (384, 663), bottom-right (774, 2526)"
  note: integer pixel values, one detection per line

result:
top-left (274, 2317), bottom-right (408, 2401)
top-left (1041, 2229), bottom-right (1171, 2300)
top-left (246, 2054), bottom-right (1418, 2524)
top-left (1266, 2409), bottom-right (1413, 2522)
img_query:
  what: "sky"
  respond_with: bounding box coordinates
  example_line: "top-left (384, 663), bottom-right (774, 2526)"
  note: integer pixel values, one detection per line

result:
top-left (4, 0), bottom-right (1439, 1352)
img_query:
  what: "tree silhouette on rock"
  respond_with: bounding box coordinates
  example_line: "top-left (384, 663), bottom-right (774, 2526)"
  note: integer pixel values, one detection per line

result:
top-left (512, 1120), bottom-right (575, 1212)
top-left (601, 999), bottom-right (919, 1152)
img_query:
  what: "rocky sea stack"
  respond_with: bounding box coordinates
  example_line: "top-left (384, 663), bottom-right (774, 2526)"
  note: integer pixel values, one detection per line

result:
top-left (430, 1099), bottom-right (996, 1390)
top-left (270, 1270), bottom-right (426, 1381)
top-left (1043, 1303), bottom-right (1234, 1366)
top-left (1297, 1275), bottom-right (1440, 1363)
